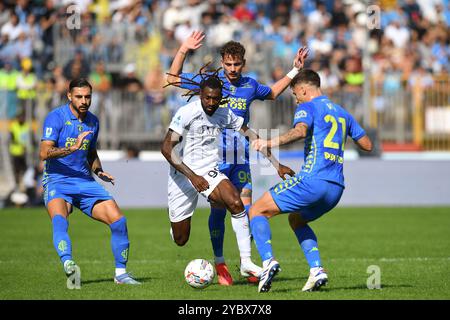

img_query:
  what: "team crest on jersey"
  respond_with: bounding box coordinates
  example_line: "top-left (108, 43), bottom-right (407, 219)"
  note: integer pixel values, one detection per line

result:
top-left (294, 110), bottom-right (308, 119)
top-left (229, 85), bottom-right (236, 94)
top-left (77, 124), bottom-right (83, 132)
top-left (45, 127), bottom-right (52, 137)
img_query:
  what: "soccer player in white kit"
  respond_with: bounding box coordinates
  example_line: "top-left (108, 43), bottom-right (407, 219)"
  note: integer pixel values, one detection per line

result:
top-left (161, 75), bottom-right (294, 259)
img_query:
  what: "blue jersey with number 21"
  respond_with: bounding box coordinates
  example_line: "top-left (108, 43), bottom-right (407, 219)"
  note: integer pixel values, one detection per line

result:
top-left (294, 95), bottom-right (366, 187)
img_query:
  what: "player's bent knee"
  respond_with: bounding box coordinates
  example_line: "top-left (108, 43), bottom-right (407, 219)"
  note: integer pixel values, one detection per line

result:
top-left (288, 213), bottom-right (307, 230)
top-left (228, 199), bottom-right (245, 215)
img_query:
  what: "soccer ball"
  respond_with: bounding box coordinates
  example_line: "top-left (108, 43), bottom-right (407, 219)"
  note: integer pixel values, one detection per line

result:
top-left (184, 259), bottom-right (215, 289)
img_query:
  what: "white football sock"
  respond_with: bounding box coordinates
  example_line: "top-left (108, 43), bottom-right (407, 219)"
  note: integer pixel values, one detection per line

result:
top-left (231, 210), bottom-right (251, 260)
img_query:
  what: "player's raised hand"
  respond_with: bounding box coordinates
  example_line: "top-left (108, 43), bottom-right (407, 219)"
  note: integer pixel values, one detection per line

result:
top-left (190, 174), bottom-right (209, 193)
top-left (181, 30), bottom-right (205, 52)
top-left (277, 164), bottom-right (296, 180)
top-left (251, 139), bottom-right (269, 151)
top-left (98, 171), bottom-right (115, 185)
top-left (73, 131), bottom-right (93, 151)
top-left (293, 47), bottom-right (309, 70)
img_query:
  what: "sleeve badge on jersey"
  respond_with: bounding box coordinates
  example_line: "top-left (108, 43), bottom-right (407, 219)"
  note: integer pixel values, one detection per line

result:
top-left (45, 127), bottom-right (53, 137)
top-left (294, 110), bottom-right (308, 119)
top-left (173, 115), bottom-right (181, 125)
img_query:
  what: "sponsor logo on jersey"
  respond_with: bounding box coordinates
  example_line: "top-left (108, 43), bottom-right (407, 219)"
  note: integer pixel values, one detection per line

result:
top-left (65, 120), bottom-right (72, 126)
top-left (295, 110), bottom-right (308, 119)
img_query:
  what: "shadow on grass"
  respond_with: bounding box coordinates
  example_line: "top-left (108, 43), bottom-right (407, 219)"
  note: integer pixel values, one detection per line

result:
top-left (271, 283), bottom-right (413, 294)
top-left (82, 277), bottom-right (153, 285)
top-left (231, 275), bottom-right (303, 287)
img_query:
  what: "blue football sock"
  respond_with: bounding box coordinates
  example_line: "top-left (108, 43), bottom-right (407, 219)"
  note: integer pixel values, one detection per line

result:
top-left (110, 217), bottom-right (130, 268)
top-left (52, 214), bottom-right (72, 264)
top-left (293, 224), bottom-right (321, 268)
top-left (250, 216), bottom-right (273, 262)
top-left (208, 207), bottom-right (227, 258)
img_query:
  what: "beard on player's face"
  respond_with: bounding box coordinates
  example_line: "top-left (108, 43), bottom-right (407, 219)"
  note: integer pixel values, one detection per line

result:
top-left (201, 88), bottom-right (222, 115)
top-left (68, 87), bottom-right (92, 114)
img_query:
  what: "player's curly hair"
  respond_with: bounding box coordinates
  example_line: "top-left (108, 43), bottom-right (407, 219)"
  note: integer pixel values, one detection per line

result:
top-left (220, 41), bottom-right (246, 60)
top-left (165, 62), bottom-right (230, 102)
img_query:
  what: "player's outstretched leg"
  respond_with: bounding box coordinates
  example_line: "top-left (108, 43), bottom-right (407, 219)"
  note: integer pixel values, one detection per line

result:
top-left (289, 214), bottom-right (328, 291)
top-left (52, 214), bottom-right (79, 277)
top-left (208, 206), bottom-right (232, 286)
top-left (236, 203), bottom-right (262, 283)
top-left (110, 217), bottom-right (140, 284)
top-left (249, 215), bottom-right (280, 292)
top-left (92, 199), bottom-right (140, 284)
top-left (208, 180), bottom-right (262, 286)
top-left (248, 191), bottom-right (282, 292)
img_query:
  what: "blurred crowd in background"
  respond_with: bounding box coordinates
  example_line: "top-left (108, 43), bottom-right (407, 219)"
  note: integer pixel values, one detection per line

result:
top-left (1, 0), bottom-right (449, 206)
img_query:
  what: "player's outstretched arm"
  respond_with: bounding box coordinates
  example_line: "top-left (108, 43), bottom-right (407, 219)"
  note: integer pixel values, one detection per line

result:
top-left (161, 129), bottom-right (209, 192)
top-left (39, 130), bottom-right (93, 161)
top-left (240, 125), bottom-right (295, 180)
top-left (88, 148), bottom-right (115, 185)
top-left (266, 47), bottom-right (309, 100)
top-left (252, 123), bottom-right (308, 150)
top-left (167, 30), bottom-right (205, 85)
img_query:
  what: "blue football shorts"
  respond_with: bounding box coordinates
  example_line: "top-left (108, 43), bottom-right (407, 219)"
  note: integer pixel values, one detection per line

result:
top-left (270, 176), bottom-right (344, 222)
top-left (44, 178), bottom-right (113, 216)
top-left (219, 163), bottom-right (252, 192)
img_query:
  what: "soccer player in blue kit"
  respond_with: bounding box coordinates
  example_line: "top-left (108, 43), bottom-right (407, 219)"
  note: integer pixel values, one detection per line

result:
top-left (167, 31), bottom-right (308, 285)
top-left (39, 78), bottom-right (140, 285)
top-left (250, 69), bottom-right (373, 293)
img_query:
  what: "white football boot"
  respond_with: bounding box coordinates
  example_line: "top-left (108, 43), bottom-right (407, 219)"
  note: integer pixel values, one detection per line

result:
top-left (240, 260), bottom-right (263, 283)
top-left (302, 267), bottom-right (328, 292)
top-left (258, 259), bottom-right (281, 293)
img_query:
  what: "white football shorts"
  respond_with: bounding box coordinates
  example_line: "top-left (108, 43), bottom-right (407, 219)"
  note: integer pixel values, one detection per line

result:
top-left (168, 167), bottom-right (228, 223)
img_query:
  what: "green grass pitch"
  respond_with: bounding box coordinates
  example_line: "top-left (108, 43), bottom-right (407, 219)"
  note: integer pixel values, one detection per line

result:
top-left (0, 207), bottom-right (449, 300)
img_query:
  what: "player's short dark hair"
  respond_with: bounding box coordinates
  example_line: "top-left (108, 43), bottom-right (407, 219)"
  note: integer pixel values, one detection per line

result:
top-left (220, 41), bottom-right (246, 60)
top-left (69, 78), bottom-right (92, 91)
top-left (200, 76), bottom-right (223, 91)
top-left (290, 69), bottom-right (321, 88)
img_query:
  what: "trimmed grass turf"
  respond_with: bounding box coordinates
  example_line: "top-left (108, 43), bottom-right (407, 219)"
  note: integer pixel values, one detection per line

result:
top-left (0, 207), bottom-right (449, 300)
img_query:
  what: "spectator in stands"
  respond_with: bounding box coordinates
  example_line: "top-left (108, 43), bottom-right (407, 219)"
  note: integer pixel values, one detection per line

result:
top-left (9, 111), bottom-right (32, 189)
top-left (1, 12), bottom-right (24, 42)
top-left (125, 145), bottom-right (140, 160)
top-left (0, 61), bottom-right (19, 119)
top-left (0, 3), bottom-right (11, 27)
top-left (144, 63), bottom-right (166, 133)
top-left (342, 56), bottom-right (364, 119)
top-left (16, 57), bottom-right (37, 118)
top-left (36, 0), bottom-right (57, 72)
top-left (162, 0), bottom-right (189, 32)
top-left (89, 61), bottom-right (112, 116)
top-left (63, 49), bottom-right (90, 79)
top-left (408, 64), bottom-right (434, 89)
